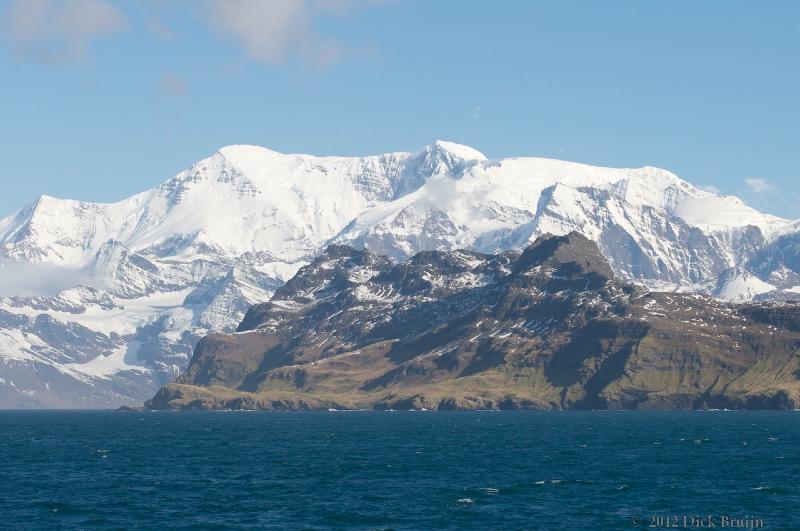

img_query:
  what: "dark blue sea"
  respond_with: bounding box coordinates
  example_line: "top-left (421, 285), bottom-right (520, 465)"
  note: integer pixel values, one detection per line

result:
top-left (0, 411), bottom-right (797, 530)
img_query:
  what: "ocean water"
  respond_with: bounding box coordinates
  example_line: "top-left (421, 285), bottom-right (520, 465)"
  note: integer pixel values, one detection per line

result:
top-left (0, 411), bottom-right (798, 530)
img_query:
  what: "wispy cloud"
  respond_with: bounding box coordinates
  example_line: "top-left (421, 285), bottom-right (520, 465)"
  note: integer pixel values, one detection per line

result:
top-left (697, 184), bottom-right (720, 194)
top-left (3, 1), bottom-right (388, 67)
top-left (0, 260), bottom-right (105, 297)
top-left (206, 0), bottom-right (385, 66)
top-left (744, 177), bottom-right (777, 194)
top-left (3, 0), bottom-right (127, 63)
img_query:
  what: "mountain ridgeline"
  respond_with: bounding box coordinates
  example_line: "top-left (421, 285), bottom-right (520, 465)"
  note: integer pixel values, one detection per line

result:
top-left (147, 233), bottom-right (800, 411)
top-left (3, 141), bottom-right (800, 408)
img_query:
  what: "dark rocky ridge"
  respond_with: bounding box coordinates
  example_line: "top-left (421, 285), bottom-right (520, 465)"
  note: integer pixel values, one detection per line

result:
top-left (147, 233), bottom-right (800, 410)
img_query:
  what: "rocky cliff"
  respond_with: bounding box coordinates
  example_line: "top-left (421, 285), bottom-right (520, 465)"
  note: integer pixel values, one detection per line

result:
top-left (147, 233), bottom-right (800, 410)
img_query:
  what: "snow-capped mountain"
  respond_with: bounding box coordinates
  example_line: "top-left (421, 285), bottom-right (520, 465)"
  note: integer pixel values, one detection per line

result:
top-left (0, 141), bottom-right (798, 407)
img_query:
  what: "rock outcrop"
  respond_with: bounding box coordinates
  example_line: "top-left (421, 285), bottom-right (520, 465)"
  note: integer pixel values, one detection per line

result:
top-left (147, 233), bottom-right (800, 410)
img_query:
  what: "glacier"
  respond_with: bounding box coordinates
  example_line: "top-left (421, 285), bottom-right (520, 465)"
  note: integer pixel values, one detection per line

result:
top-left (0, 140), bottom-right (797, 407)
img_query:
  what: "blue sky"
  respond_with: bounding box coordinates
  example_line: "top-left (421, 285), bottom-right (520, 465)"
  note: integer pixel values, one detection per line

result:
top-left (1, 0), bottom-right (798, 219)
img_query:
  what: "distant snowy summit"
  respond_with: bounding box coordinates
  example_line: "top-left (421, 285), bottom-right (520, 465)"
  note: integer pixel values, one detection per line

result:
top-left (0, 141), bottom-right (798, 408)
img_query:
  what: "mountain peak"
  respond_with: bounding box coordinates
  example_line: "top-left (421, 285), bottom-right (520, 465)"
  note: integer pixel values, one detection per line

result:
top-left (516, 232), bottom-right (614, 279)
top-left (217, 144), bottom-right (281, 157)
top-left (29, 194), bottom-right (63, 210)
top-left (215, 145), bottom-right (283, 173)
top-left (215, 141), bottom-right (488, 167)
top-left (425, 140), bottom-right (487, 161)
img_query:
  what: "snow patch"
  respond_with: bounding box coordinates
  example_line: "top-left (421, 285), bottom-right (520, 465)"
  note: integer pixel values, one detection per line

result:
top-left (714, 271), bottom-right (776, 302)
top-left (66, 342), bottom-right (148, 379)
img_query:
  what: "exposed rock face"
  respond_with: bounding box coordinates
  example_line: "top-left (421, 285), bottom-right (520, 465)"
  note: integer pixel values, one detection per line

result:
top-left (147, 233), bottom-right (800, 411)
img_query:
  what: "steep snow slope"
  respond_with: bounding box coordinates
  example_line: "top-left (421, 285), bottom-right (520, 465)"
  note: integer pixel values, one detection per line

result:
top-left (0, 141), bottom-right (797, 407)
top-left (0, 144), bottom-right (456, 267)
top-left (331, 156), bottom-right (791, 286)
top-left (712, 268), bottom-right (776, 302)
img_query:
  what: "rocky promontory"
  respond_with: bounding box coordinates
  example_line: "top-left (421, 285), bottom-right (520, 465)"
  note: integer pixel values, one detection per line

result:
top-left (147, 233), bottom-right (800, 411)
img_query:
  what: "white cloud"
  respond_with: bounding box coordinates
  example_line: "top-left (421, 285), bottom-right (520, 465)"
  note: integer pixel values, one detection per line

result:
top-left (697, 184), bottom-right (720, 194)
top-left (744, 178), bottom-right (777, 194)
top-left (207, 0), bottom-right (384, 66)
top-left (3, 0), bottom-right (127, 63)
top-left (0, 260), bottom-right (106, 297)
